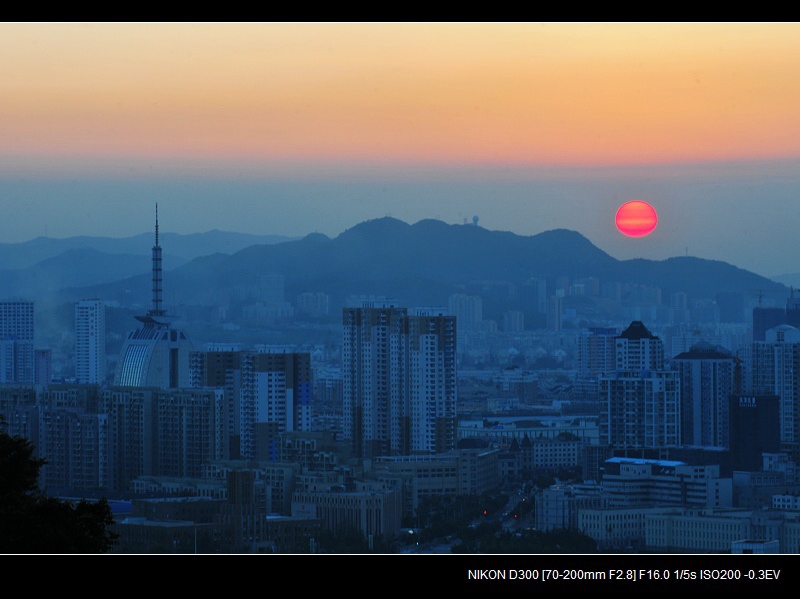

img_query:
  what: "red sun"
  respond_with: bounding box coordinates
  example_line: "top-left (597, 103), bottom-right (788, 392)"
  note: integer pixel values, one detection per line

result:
top-left (615, 200), bottom-right (658, 237)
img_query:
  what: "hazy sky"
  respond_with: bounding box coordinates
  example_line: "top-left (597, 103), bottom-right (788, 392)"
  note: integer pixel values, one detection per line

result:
top-left (1, 22), bottom-right (799, 278)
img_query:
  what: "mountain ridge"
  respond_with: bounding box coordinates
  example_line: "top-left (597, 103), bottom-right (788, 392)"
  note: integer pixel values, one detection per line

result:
top-left (44, 216), bottom-right (786, 310)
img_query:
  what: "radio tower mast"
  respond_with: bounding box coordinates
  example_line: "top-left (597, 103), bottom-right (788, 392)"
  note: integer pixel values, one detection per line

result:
top-left (149, 203), bottom-right (166, 318)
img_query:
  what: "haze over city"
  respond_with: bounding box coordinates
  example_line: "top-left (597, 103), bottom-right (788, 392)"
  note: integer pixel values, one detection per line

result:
top-left (6, 22), bottom-right (800, 573)
top-left (1, 22), bottom-right (799, 279)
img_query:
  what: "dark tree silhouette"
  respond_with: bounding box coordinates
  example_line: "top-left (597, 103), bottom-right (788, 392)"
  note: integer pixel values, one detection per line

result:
top-left (0, 430), bottom-right (117, 553)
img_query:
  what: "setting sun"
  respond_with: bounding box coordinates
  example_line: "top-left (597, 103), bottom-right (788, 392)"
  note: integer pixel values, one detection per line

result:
top-left (615, 200), bottom-right (658, 237)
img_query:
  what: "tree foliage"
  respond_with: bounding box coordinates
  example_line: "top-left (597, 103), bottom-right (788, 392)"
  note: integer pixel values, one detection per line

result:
top-left (0, 430), bottom-right (118, 553)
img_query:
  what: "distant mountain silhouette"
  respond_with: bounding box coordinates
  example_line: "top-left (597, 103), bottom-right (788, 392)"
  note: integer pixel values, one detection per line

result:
top-left (0, 248), bottom-right (159, 299)
top-left (58, 217), bottom-right (787, 309)
top-left (0, 230), bottom-right (296, 270)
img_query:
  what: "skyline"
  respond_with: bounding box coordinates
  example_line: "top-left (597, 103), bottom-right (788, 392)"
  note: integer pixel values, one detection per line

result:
top-left (1, 22), bottom-right (800, 278)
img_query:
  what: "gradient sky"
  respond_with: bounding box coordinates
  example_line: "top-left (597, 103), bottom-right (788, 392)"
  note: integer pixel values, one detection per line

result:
top-left (1, 22), bottom-right (799, 278)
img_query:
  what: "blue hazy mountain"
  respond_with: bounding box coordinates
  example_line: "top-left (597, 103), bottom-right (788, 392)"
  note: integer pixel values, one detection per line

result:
top-left (0, 230), bottom-right (296, 270)
top-left (0, 230), bottom-right (296, 300)
top-left (55, 217), bottom-right (786, 308)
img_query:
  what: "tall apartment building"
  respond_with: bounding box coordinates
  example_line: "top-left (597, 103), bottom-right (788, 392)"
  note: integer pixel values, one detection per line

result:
top-left (787, 289), bottom-right (800, 329)
top-left (75, 299), bottom-right (106, 384)
top-left (34, 348), bottom-right (51, 387)
top-left (599, 321), bottom-right (680, 449)
top-left (578, 327), bottom-right (618, 379)
top-left (0, 300), bottom-right (34, 383)
top-left (191, 348), bottom-right (313, 461)
top-left (36, 384), bottom-right (108, 491)
top-left (753, 306), bottom-right (786, 342)
top-left (407, 308), bottom-right (457, 455)
top-left (577, 327), bottom-right (617, 399)
top-left (102, 386), bottom-right (226, 492)
top-left (240, 350), bottom-right (312, 461)
top-left (155, 387), bottom-right (226, 478)
top-left (37, 408), bottom-right (109, 492)
top-left (191, 348), bottom-right (242, 458)
top-left (672, 341), bottom-right (741, 448)
top-left (613, 320), bottom-right (664, 371)
top-left (342, 302), bottom-right (456, 459)
top-left (747, 324), bottom-right (800, 459)
top-left (447, 293), bottom-right (482, 333)
top-left (728, 394), bottom-right (780, 471)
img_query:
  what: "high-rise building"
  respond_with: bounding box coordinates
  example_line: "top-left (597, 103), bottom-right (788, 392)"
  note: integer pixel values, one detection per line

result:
top-left (546, 295), bottom-right (562, 331)
top-left (502, 310), bottom-right (525, 332)
top-left (75, 299), bottom-right (106, 384)
top-left (240, 349), bottom-right (312, 461)
top-left (752, 306), bottom-right (785, 342)
top-left (447, 294), bottom-right (482, 333)
top-left (728, 394), bottom-right (780, 471)
top-left (343, 302), bottom-right (407, 459)
top-left (191, 348), bottom-right (242, 457)
top-left (155, 387), bottom-right (226, 478)
top-left (407, 308), bottom-right (457, 455)
top-left (576, 327), bottom-right (618, 400)
top-left (672, 342), bottom-right (741, 448)
top-left (787, 289), bottom-right (800, 329)
top-left (0, 300), bottom-right (34, 383)
top-left (747, 324), bottom-right (800, 459)
top-left (342, 302), bottom-right (457, 459)
top-left (114, 206), bottom-right (192, 388)
top-left (34, 348), bottom-right (52, 387)
top-left (191, 347), bottom-right (313, 461)
top-left (614, 320), bottom-right (664, 371)
top-left (521, 277), bottom-right (547, 315)
top-left (102, 386), bottom-right (226, 491)
top-left (578, 327), bottom-right (618, 379)
top-left (599, 321), bottom-right (680, 449)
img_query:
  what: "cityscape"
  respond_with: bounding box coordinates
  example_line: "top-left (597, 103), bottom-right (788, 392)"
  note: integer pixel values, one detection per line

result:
top-left (2, 205), bottom-right (800, 557)
top-left (2, 23), bottom-right (800, 590)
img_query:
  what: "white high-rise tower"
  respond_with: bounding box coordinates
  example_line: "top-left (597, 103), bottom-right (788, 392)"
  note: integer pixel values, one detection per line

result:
top-left (342, 301), bottom-right (457, 458)
top-left (748, 324), bottom-right (800, 457)
top-left (599, 321), bottom-right (680, 449)
top-left (75, 299), bottom-right (106, 384)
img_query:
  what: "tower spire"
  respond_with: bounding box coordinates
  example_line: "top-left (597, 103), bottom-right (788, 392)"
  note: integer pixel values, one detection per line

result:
top-left (149, 203), bottom-right (165, 317)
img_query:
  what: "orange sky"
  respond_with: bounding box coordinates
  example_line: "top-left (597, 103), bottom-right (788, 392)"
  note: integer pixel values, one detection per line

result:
top-left (2, 22), bottom-right (800, 171)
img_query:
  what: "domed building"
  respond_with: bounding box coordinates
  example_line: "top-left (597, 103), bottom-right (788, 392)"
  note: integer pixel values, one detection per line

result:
top-left (113, 206), bottom-right (192, 388)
